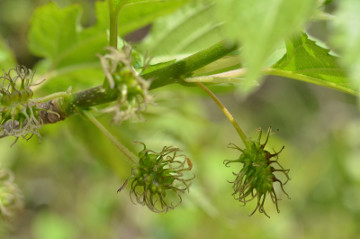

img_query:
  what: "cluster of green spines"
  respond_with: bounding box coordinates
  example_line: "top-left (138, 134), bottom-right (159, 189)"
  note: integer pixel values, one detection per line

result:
top-left (118, 143), bottom-right (194, 213)
top-left (225, 128), bottom-right (290, 218)
top-left (0, 169), bottom-right (23, 220)
top-left (99, 45), bottom-right (152, 124)
top-left (0, 66), bottom-right (42, 142)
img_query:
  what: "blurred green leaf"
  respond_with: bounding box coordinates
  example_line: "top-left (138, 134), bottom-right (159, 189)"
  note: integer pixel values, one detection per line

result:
top-left (96, 0), bottom-right (190, 37)
top-left (331, 0), bottom-right (360, 92)
top-left (32, 212), bottom-right (78, 239)
top-left (214, 0), bottom-right (316, 83)
top-left (271, 33), bottom-right (355, 95)
top-left (138, 3), bottom-right (223, 57)
top-left (0, 37), bottom-right (16, 69)
top-left (28, 2), bottom-right (107, 91)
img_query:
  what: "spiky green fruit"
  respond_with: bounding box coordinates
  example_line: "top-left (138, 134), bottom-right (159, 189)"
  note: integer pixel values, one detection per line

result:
top-left (118, 143), bottom-right (194, 213)
top-left (225, 128), bottom-right (290, 218)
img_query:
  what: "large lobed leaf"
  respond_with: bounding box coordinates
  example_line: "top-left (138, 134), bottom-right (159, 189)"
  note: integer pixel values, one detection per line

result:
top-left (271, 33), bottom-right (356, 95)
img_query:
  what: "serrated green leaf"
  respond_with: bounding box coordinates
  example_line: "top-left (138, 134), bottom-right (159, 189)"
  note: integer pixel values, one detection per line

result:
top-left (96, 0), bottom-right (190, 37)
top-left (139, 3), bottom-right (223, 57)
top-left (271, 33), bottom-right (355, 95)
top-left (214, 0), bottom-right (316, 83)
top-left (331, 0), bottom-right (360, 92)
top-left (0, 37), bottom-right (16, 69)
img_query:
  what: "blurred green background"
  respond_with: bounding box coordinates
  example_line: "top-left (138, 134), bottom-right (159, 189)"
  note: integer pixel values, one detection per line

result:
top-left (1, 0), bottom-right (360, 239)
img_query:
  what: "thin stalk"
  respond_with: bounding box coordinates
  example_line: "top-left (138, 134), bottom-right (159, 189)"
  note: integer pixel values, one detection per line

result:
top-left (108, 0), bottom-right (130, 48)
top-left (109, 11), bottom-right (118, 48)
top-left (82, 110), bottom-right (137, 164)
top-left (196, 82), bottom-right (250, 149)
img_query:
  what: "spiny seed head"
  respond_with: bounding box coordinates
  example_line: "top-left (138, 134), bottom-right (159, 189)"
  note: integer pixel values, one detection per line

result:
top-left (98, 45), bottom-right (152, 124)
top-left (0, 66), bottom-right (45, 143)
top-left (118, 142), bottom-right (194, 213)
top-left (224, 127), bottom-right (290, 218)
top-left (0, 169), bottom-right (23, 220)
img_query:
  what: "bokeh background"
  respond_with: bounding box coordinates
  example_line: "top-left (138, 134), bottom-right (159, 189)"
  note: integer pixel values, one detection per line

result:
top-left (1, 0), bottom-right (360, 238)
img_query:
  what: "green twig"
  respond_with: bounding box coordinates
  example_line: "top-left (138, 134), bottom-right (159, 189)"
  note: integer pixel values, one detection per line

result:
top-left (82, 110), bottom-right (137, 164)
top-left (196, 82), bottom-right (250, 149)
top-left (143, 41), bottom-right (238, 89)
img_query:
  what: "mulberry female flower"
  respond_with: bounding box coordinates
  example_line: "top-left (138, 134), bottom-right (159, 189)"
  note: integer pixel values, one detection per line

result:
top-left (224, 128), bottom-right (290, 217)
top-left (98, 46), bottom-right (152, 124)
top-left (0, 66), bottom-right (43, 142)
top-left (118, 143), bottom-right (194, 213)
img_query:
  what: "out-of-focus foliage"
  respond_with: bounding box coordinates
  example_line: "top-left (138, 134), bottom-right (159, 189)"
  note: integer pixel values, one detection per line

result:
top-left (1, 0), bottom-right (360, 239)
top-left (139, 3), bottom-right (223, 57)
top-left (28, 3), bottom-right (107, 91)
top-left (0, 38), bottom-right (15, 69)
top-left (213, 0), bottom-right (316, 83)
top-left (331, 0), bottom-right (360, 90)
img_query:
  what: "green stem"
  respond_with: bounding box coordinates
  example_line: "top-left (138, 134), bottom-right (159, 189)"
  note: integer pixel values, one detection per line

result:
top-left (109, 10), bottom-right (118, 48)
top-left (143, 41), bottom-right (238, 89)
top-left (196, 82), bottom-right (250, 149)
top-left (82, 110), bottom-right (137, 164)
top-left (108, 0), bottom-right (130, 48)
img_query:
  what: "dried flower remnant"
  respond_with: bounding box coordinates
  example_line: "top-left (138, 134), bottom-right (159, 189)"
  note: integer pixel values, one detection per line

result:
top-left (224, 128), bottom-right (290, 218)
top-left (118, 143), bottom-right (194, 213)
top-left (98, 45), bottom-right (152, 124)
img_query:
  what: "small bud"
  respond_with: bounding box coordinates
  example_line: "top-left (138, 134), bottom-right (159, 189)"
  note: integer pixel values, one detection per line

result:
top-left (118, 143), bottom-right (194, 213)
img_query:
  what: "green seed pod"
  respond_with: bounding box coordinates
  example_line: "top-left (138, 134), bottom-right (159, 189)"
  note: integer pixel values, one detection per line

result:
top-left (224, 128), bottom-right (290, 218)
top-left (118, 143), bottom-right (194, 213)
